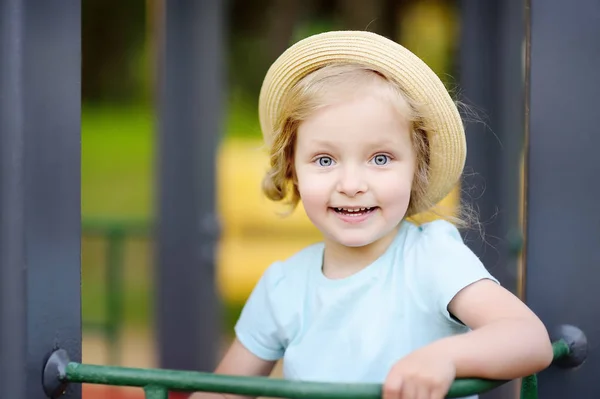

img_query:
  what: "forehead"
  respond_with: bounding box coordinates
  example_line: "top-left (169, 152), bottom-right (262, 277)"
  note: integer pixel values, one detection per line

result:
top-left (296, 92), bottom-right (412, 150)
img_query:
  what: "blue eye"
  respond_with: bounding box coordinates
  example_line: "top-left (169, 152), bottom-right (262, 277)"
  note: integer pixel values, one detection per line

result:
top-left (317, 156), bottom-right (334, 167)
top-left (372, 154), bottom-right (390, 165)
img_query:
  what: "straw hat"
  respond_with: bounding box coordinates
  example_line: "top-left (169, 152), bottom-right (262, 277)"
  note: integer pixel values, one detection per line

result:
top-left (258, 30), bottom-right (466, 213)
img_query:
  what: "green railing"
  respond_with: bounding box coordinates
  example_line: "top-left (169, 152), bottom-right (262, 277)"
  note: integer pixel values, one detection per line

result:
top-left (42, 339), bottom-right (580, 399)
top-left (82, 217), bottom-right (152, 364)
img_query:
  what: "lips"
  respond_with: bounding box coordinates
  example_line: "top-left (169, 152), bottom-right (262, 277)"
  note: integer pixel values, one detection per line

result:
top-left (331, 206), bottom-right (377, 216)
top-left (329, 206), bottom-right (378, 224)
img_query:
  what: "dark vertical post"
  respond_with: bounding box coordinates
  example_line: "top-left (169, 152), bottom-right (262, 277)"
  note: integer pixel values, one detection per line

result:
top-left (0, 0), bottom-right (82, 398)
top-left (525, 0), bottom-right (600, 397)
top-left (155, 0), bottom-right (224, 371)
top-left (458, 1), bottom-right (525, 397)
top-left (496, 0), bottom-right (528, 298)
top-left (458, 0), bottom-right (525, 292)
top-left (458, 0), bottom-right (503, 279)
top-left (0, 2), bottom-right (27, 399)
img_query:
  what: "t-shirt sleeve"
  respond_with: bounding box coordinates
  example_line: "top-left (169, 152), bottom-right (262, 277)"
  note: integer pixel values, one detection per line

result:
top-left (405, 220), bottom-right (500, 325)
top-left (234, 261), bottom-right (286, 361)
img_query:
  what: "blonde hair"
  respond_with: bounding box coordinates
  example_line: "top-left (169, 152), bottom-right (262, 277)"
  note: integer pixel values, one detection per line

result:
top-left (261, 63), bottom-right (473, 227)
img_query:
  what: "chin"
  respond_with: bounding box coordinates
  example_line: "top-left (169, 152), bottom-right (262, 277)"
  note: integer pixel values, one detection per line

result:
top-left (327, 224), bottom-right (401, 249)
top-left (331, 233), bottom-right (379, 248)
top-left (338, 239), bottom-right (373, 248)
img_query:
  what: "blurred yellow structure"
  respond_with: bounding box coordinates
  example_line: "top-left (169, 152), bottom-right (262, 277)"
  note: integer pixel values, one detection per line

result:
top-left (215, 139), bottom-right (459, 304)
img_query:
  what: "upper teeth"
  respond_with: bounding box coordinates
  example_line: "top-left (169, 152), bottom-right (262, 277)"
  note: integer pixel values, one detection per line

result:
top-left (336, 207), bottom-right (369, 212)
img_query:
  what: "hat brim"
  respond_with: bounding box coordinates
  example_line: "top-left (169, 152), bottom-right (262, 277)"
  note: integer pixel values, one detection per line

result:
top-left (258, 31), bottom-right (466, 214)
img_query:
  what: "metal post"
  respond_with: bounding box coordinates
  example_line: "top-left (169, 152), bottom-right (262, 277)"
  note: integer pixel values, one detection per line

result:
top-left (458, 0), bottom-right (525, 293)
top-left (524, 0), bottom-right (600, 397)
top-left (458, 0), bottom-right (503, 280)
top-left (0, 0), bottom-right (81, 398)
top-left (0, 2), bottom-right (27, 398)
top-left (459, 1), bottom-right (525, 397)
top-left (155, 0), bottom-right (224, 371)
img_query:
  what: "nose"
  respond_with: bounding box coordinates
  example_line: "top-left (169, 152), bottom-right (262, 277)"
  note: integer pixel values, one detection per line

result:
top-left (336, 165), bottom-right (367, 197)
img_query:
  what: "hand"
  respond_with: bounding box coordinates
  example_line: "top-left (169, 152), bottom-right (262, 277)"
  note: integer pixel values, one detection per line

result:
top-left (383, 347), bottom-right (456, 399)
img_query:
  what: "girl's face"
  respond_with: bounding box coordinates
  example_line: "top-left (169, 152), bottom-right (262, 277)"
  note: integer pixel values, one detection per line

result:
top-left (294, 90), bottom-right (416, 252)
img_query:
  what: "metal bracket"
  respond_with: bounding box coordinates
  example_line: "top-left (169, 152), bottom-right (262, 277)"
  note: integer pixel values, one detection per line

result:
top-left (552, 324), bottom-right (588, 369)
top-left (42, 349), bottom-right (70, 398)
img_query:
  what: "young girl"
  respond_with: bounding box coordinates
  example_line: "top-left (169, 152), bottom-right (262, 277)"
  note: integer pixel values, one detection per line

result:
top-left (196, 31), bottom-right (553, 399)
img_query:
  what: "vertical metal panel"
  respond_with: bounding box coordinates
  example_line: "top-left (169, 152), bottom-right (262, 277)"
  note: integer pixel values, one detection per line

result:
top-left (459, 1), bottom-right (525, 397)
top-left (458, 0), bottom-right (525, 293)
top-left (155, 0), bottom-right (225, 371)
top-left (525, 0), bottom-right (600, 397)
top-left (0, 0), bottom-right (82, 398)
top-left (458, 0), bottom-right (504, 284)
top-left (0, 1), bottom-right (27, 398)
top-left (496, 0), bottom-right (528, 301)
top-left (23, 1), bottom-right (82, 397)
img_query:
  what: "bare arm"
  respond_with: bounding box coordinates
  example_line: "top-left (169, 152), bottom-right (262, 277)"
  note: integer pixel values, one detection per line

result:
top-left (430, 279), bottom-right (554, 379)
top-left (382, 279), bottom-right (554, 399)
top-left (189, 338), bottom-right (277, 399)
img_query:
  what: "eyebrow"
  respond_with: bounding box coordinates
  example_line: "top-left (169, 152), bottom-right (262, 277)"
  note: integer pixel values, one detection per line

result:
top-left (309, 138), bottom-right (401, 149)
top-left (365, 138), bottom-right (401, 148)
top-left (308, 139), bottom-right (338, 149)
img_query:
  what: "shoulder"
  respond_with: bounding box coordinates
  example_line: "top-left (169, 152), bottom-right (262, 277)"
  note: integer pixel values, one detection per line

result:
top-left (405, 218), bottom-right (464, 243)
top-left (403, 219), bottom-right (473, 261)
top-left (401, 219), bottom-right (499, 321)
top-left (401, 219), bottom-right (495, 284)
top-left (235, 242), bottom-right (323, 360)
top-left (280, 241), bottom-right (324, 273)
top-left (257, 241), bottom-right (323, 295)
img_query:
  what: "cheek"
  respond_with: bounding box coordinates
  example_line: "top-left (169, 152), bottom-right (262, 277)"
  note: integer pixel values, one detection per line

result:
top-left (381, 181), bottom-right (412, 202)
top-left (295, 168), bottom-right (334, 215)
top-left (374, 169), bottom-right (414, 203)
top-left (297, 176), bottom-right (329, 205)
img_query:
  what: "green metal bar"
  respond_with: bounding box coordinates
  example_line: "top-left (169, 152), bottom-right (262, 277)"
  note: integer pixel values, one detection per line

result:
top-left (61, 341), bottom-right (568, 399)
top-left (65, 361), bottom-right (502, 399)
top-left (106, 228), bottom-right (125, 365)
top-left (145, 385), bottom-right (169, 399)
top-left (520, 375), bottom-right (538, 399)
top-left (552, 338), bottom-right (570, 360)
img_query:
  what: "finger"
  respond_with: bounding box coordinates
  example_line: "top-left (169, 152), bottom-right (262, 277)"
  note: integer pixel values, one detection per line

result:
top-left (400, 381), bottom-right (417, 399)
top-left (429, 386), bottom-right (448, 399)
top-left (415, 385), bottom-right (430, 399)
top-left (383, 376), bottom-right (403, 399)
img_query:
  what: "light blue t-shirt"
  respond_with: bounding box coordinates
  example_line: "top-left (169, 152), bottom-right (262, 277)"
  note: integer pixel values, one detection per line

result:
top-left (235, 220), bottom-right (498, 396)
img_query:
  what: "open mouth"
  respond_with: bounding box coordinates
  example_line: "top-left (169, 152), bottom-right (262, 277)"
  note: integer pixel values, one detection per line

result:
top-left (331, 207), bottom-right (378, 216)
